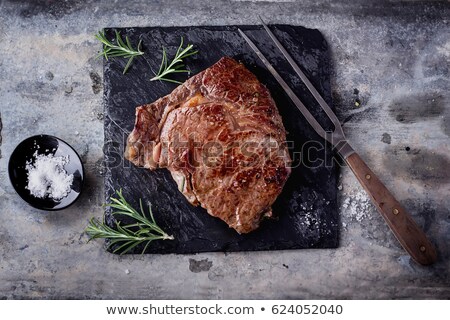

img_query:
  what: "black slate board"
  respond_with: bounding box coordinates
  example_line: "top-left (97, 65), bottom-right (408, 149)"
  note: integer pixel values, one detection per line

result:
top-left (103, 25), bottom-right (339, 254)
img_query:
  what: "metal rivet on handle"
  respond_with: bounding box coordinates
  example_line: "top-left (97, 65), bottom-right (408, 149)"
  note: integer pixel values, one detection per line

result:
top-left (420, 246), bottom-right (426, 252)
top-left (393, 208), bottom-right (399, 215)
top-left (365, 174), bottom-right (371, 180)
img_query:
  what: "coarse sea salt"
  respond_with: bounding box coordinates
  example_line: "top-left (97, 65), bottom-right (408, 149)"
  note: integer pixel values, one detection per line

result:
top-left (26, 152), bottom-right (74, 200)
top-left (342, 191), bottom-right (372, 222)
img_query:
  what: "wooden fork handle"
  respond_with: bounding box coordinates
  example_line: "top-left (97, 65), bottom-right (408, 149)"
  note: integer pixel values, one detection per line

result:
top-left (345, 152), bottom-right (437, 265)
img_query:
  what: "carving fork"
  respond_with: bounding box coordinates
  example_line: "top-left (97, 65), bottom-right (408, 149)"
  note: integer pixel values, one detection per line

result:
top-left (239, 21), bottom-right (437, 265)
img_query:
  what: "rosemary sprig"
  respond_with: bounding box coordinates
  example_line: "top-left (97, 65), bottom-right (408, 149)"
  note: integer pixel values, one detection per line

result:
top-left (85, 189), bottom-right (174, 255)
top-left (150, 37), bottom-right (198, 84)
top-left (95, 30), bottom-right (144, 74)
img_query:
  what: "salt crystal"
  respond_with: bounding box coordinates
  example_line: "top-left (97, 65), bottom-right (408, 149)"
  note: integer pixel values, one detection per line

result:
top-left (342, 191), bottom-right (372, 222)
top-left (26, 152), bottom-right (74, 200)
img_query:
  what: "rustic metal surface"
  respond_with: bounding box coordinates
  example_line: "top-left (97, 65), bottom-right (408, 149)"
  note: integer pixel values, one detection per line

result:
top-left (0, 0), bottom-right (448, 299)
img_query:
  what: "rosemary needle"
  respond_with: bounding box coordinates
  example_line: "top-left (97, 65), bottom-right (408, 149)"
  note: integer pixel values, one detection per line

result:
top-left (95, 30), bottom-right (144, 74)
top-left (85, 189), bottom-right (174, 255)
top-left (150, 37), bottom-right (198, 84)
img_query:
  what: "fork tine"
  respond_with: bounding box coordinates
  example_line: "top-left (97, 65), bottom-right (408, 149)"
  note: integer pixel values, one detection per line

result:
top-left (259, 17), bottom-right (342, 129)
top-left (238, 28), bottom-right (328, 141)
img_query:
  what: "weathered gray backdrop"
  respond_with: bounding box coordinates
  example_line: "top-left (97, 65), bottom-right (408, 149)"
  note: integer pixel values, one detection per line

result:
top-left (0, 0), bottom-right (448, 299)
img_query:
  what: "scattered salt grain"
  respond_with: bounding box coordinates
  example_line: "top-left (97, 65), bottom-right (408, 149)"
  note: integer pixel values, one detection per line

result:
top-left (342, 191), bottom-right (372, 222)
top-left (26, 152), bottom-right (74, 200)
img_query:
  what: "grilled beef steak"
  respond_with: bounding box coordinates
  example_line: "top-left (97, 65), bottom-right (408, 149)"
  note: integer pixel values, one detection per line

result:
top-left (125, 57), bottom-right (291, 233)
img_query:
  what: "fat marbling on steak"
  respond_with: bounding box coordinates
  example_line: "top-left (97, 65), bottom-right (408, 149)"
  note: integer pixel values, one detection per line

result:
top-left (124, 57), bottom-right (291, 233)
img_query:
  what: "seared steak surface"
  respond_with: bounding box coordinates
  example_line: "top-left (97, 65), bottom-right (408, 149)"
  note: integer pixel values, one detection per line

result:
top-left (125, 57), bottom-right (291, 233)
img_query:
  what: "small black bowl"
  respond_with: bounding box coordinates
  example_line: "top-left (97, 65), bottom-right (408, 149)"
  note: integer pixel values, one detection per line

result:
top-left (8, 135), bottom-right (84, 211)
